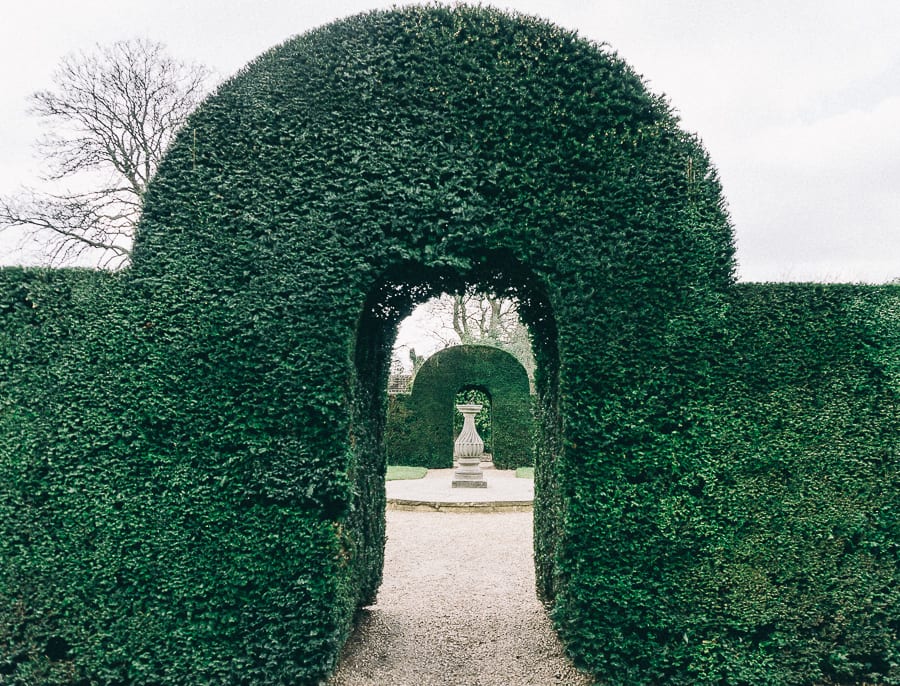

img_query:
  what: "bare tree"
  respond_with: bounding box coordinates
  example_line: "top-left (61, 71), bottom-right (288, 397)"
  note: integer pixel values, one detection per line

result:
top-left (433, 291), bottom-right (536, 380)
top-left (450, 293), bottom-right (513, 343)
top-left (0, 39), bottom-right (211, 268)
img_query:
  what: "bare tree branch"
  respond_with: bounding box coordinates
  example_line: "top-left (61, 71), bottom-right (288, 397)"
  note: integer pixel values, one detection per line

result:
top-left (0, 38), bottom-right (211, 268)
top-left (421, 291), bottom-right (536, 380)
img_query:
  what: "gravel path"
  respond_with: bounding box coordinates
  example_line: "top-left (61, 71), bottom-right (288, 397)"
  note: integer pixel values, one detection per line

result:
top-left (327, 510), bottom-right (595, 685)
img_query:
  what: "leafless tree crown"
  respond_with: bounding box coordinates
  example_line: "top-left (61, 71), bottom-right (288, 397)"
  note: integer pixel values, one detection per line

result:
top-left (1, 38), bottom-right (211, 268)
top-left (406, 292), bottom-right (536, 381)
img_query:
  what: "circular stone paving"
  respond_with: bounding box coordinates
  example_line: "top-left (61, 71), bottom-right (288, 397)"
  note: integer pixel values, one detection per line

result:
top-left (386, 469), bottom-right (534, 512)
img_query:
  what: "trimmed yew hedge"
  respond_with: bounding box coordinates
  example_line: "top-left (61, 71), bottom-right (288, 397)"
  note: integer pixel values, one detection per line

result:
top-left (1, 6), bottom-right (897, 686)
top-left (706, 284), bottom-right (898, 685)
top-left (556, 283), bottom-right (899, 684)
top-left (386, 344), bottom-right (533, 469)
top-left (126, 11), bottom-right (735, 684)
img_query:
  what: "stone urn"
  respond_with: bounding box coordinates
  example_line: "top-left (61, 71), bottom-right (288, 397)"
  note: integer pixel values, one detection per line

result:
top-left (452, 403), bottom-right (487, 488)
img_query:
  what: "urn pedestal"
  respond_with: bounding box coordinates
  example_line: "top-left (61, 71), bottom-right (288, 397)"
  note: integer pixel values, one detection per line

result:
top-left (452, 403), bottom-right (487, 488)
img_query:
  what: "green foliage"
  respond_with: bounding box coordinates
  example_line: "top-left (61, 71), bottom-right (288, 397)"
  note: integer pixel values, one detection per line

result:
top-left (554, 284), bottom-right (899, 685)
top-left (0, 268), bottom-right (114, 684)
top-left (387, 345), bottom-right (533, 469)
top-left (1, 267), bottom-right (356, 684)
top-left (384, 393), bottom-right (416, 465)
top-left (2, 6), bottom-right (895, 686)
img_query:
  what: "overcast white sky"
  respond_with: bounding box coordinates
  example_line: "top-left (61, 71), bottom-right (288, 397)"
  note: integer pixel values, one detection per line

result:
top-left (0, 0), bottom-right (898, 282)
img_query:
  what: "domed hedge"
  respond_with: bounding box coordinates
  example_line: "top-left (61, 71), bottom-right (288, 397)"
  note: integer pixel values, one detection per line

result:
top-left (387, 344), bottom-right (533, 469)
top-left (124, 5), bottom-right (733, 681)
top-left (7, 5), bottom-right (735, 683)
top-left (3, 5), bottom-right (896, 686)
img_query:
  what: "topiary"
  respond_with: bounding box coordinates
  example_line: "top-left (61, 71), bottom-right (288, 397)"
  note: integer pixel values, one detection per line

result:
top-left (387, 344), bottom-right (532, 469)
top-left (3, 6), bottom-right (896, 685)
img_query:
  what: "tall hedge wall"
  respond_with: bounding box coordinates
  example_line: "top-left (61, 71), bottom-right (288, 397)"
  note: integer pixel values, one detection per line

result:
top-left (1, 6), bottom-right (897, 686)
top-left (2, 270), bottom-right (356, 686)
top-left (0, 268), bottom-right (123, 683)
top-left (1, 268), bottom-right (93, 444)
top-left (555, 283), bottom-right (899, 684)
top-left (386, 344), bottom-right (533, 469)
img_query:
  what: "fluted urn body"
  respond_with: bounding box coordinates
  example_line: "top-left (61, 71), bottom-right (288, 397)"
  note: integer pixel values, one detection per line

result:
top-left (452, 403), bottom-right (487, 488)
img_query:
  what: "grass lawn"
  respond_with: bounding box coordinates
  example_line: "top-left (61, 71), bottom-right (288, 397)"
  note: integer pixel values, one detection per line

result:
top-left (515, 467), bottom-right (534, 479)
top-left (386, 465), bottom-right (428, 481)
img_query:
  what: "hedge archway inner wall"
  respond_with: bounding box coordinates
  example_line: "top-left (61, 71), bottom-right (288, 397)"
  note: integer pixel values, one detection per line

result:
top-left (2, 6), bottom-right (896, 686)
top-left (388, 344), bottom-right (533, 469)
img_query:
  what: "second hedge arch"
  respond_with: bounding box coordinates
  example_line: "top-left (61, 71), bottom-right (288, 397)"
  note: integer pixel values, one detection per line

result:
top-left (388, 344), bottom-right (533, 469)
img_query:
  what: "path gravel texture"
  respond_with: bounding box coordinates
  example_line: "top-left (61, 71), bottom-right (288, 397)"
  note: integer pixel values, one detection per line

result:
top-left (327, 510), bottom-right (595, 686)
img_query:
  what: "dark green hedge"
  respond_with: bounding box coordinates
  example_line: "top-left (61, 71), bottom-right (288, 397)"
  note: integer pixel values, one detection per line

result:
top-left (556, 283), bottom-right (899, 685)
top-left (386, 344), bottom-right (533, 469)
top-left (1, 267), bottom-right (357, 685)
top-left (125, 7), bottom-right (733, 683)
top-left (2, 6), bottom-right (896, 686)
top-left (0, 268), bottom-right (102, 455)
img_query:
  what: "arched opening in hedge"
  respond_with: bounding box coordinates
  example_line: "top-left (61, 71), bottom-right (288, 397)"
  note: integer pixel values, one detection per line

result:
top-left (385, 340), bottom-right (534, 469)
top-left (350, 255), bottom-right (561, 594)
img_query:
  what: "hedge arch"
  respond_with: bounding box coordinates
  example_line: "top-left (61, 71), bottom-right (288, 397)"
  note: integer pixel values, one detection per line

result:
top-left (3, 6), bottom-right (897, 685)
top-left (123, 6), bottom-right (733, 683)
top-left (392, 344), bottom-right (533, 469)
top-left (39, 5), bottom-right (900, 685)
top-left (120, 6), bottom-right (735, 681)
